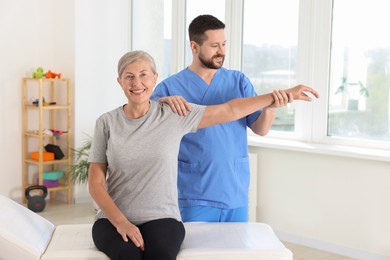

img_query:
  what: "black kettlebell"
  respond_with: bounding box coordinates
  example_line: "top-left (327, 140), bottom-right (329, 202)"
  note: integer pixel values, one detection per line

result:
top-left (25, 185), bottom-right (48, 212)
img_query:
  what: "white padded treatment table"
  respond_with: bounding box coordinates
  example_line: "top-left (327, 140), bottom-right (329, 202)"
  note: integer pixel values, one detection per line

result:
top-left (0, 195), bottom-right (292, 260)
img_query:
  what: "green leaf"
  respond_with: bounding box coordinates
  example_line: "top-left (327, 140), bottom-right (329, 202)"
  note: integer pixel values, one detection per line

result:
top-left (69, 136), bottom-right (92, 185)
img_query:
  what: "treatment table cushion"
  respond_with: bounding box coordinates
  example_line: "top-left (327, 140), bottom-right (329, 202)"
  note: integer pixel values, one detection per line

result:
top-left (178, 222), bottom-right (292, 260)
top-left (0, 195), bottom-right (292, 260)
top-left (41, 224), bottom-right (108, 260)
top-left (41, 222), bottom-right (292, 260)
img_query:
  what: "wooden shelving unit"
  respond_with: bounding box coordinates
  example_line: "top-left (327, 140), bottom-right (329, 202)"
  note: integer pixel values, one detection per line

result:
top-left (22, 78), bottom-right (72, 204)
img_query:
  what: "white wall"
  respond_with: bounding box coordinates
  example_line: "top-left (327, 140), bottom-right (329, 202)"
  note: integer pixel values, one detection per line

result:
top-left (74, 0), bottom-right (130, 202)
top-left (0, 0), bottom-right (130, 201)
top-left (132, 0), bottom-right (165, 80)
top-left (250, 145), bottom-right (390, 259)
top-left (0, 0), bottom-right (75, 200)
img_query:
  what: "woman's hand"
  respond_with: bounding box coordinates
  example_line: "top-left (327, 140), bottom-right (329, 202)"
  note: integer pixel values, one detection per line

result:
top-left (285, 84), bottom-right (320, 101)
top-left (116, 219), bottom-right (145, 251)
top-left (159, 96), bottom-right (192, 116)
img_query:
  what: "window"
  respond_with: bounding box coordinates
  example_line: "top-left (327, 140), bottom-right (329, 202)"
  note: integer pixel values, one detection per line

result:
top-left (328, 0), bottom-right (390, 142)
top-left (242, 0), bottom-right (299, 132)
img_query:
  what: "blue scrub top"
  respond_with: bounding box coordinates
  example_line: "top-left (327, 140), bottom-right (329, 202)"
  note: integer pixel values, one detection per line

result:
top-left (152, 67), bottom-right (261, 209)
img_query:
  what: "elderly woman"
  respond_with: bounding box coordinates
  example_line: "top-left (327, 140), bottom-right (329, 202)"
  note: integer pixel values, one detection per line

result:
top-left (88, 50), bottom-right (318, 260)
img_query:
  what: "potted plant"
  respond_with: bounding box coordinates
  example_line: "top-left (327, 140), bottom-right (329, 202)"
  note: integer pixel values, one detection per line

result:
top-left (335, 77), bottom-right (369, 110)
top-left (70, 137), bottom-right (92, 185)
top-left (69, 136), bottom-right (99, 210)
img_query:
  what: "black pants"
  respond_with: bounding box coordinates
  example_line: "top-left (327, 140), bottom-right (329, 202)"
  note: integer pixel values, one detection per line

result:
top-left (92, 218), bottom-right (185, 260)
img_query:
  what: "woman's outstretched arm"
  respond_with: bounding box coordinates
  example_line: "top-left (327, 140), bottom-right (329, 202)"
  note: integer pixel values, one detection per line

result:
top-left (198, 85), bottom-right (319, 129)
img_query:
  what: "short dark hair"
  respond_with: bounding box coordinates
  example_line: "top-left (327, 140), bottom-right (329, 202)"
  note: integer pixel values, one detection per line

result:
top-left (188, 15), bottom-right (225, 45)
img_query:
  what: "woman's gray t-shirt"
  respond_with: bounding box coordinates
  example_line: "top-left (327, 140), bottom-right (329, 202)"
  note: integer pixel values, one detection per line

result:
top-left (89, 100), bottom-right (205, 225)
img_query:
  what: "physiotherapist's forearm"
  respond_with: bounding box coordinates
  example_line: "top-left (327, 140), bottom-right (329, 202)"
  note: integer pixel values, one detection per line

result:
top-left (250, 108), bottom-right (275, 136)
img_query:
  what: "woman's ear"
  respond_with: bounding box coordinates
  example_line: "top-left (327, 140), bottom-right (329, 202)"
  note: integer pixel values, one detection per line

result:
top-left (153, 72), bottom-right (158, 84)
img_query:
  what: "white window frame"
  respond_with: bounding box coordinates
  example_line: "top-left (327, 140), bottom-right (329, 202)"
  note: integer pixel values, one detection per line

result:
top-left (302, 0), bottom-right (390, 152)
top-left (171, 0), bottom-right (186, 73)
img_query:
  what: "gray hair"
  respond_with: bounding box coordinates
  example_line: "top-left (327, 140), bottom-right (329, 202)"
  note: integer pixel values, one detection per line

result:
top-left (117, 50), bottom-right (157, 78)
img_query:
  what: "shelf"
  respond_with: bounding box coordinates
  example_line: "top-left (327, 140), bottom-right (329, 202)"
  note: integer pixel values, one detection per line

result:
top-left (22, 77), bottom-right (70, 83)
top-left (25, 158), bottom-right (70, 165)
top-left (46, 184), bottom-right (70, 192)
top-left (24, 104), bottom-right (70, 110)
top-left (23, 184), bottom-right (70, 192)
top-left (22, 77), bottom-right (72, 205)
top-left (24, 131), bottom-right (69, 138)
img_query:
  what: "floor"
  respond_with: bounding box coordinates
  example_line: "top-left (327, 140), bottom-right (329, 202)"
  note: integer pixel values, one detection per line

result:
top-left (38, 200), bottom-right (354, 260)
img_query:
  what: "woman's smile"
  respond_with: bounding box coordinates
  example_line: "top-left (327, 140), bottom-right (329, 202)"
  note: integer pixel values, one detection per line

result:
top-left (130, 88), bottom-right (147, 94)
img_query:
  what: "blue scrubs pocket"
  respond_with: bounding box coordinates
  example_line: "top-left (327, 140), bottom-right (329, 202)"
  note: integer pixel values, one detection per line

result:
top-left (234, 157), bottom-right (250, 203)
top-left (178, 161), bottom-right (202, 198)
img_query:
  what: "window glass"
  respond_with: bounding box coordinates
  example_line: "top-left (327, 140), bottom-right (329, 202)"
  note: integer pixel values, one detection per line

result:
top-left (185, 0), bottom-right (225, 68)
top-left (242, 0), bottom-right (299, 132)
top-left (328, 0), bottom-right (390, 141)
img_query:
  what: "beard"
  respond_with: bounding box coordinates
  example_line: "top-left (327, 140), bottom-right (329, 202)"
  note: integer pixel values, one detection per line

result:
top-left (199, 53), bottom-right (225, 69)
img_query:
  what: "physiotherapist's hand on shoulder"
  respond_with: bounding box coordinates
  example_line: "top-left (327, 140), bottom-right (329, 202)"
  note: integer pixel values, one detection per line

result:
top-left (159, 96), bottom-right (192, 116)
